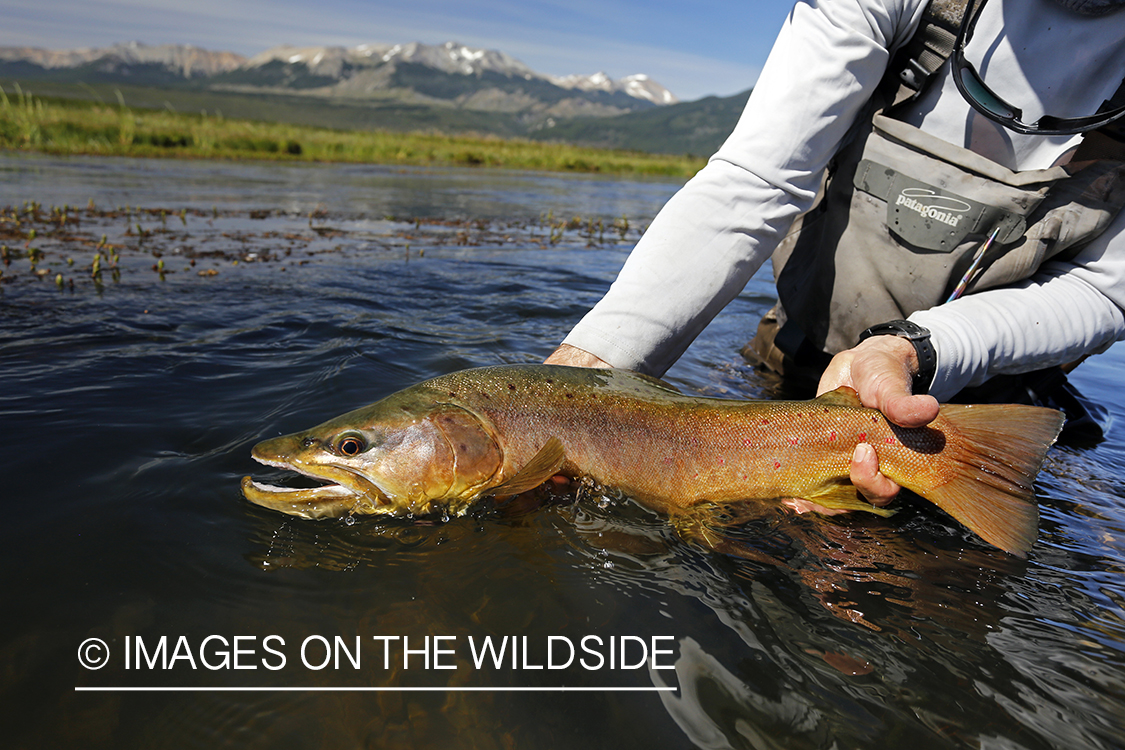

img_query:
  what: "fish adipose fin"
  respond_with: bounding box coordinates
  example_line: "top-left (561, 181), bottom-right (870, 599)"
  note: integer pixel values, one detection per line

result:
top-left (918, 404), bottom-right (1064, 557)
top-left (489, 437), bottom-right (566, 498)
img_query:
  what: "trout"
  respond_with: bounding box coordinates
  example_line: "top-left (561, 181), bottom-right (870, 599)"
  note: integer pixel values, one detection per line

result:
top-left (242, 364), bottom-right (1064, 556)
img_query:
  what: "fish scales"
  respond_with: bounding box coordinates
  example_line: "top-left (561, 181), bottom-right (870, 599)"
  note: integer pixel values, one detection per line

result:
top-left (243, 364), bottom-right (1064, 555)
top-left (433, 368), bottom-right (932, 512)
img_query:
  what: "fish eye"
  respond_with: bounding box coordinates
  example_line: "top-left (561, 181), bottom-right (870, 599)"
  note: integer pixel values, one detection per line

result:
top-left (337, 435), bottom-right (366, 457)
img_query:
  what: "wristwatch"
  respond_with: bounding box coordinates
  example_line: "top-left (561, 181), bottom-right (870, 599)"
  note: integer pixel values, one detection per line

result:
top-left (857, 320), bottom-right (937, 395)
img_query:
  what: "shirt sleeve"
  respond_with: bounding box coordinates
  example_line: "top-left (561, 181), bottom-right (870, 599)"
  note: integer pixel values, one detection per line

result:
top-left (911, 208), bottom-right (1125, 401)
top-left (563, 0), bottom-right (929, 375)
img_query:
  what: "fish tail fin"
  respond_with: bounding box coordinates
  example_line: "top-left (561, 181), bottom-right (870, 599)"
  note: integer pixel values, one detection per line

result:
top-left (917, 404), bottom-right (1064, 557)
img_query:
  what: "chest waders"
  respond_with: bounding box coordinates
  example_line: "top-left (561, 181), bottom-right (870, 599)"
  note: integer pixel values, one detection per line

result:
top-left (745, 0), bottom-right (1125, 441)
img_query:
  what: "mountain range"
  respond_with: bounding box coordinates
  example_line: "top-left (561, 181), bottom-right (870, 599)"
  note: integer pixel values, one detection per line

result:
top-left (0, 41), bottom-right (675, 119)
top-left (0, 41), bottom-right (748, 155)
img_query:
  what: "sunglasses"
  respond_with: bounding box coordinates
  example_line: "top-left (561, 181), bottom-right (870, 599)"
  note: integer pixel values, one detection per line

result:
top-left (951, 0), bottom-right (1125, 135)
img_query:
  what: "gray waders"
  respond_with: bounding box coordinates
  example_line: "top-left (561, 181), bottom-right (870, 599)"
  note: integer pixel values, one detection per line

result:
top-left (744, 0), bottom-right (1125, 442)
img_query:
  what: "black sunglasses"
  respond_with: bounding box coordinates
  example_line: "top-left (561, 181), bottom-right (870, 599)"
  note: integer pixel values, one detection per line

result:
top-left (951, 0), bottom-right (1125, 135)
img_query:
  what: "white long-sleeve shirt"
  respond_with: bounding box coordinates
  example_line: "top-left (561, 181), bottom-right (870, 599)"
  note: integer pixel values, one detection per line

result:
top-left (562, 0), bottom-right (1125, 400)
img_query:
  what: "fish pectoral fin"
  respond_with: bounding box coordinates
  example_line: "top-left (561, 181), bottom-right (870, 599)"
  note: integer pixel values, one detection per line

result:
top-left (489, 437), bottom-right (566, 498)
top-left (814, 386), bottom-right (863, 407)
top-left (800, 482), bottom-right (897, 518)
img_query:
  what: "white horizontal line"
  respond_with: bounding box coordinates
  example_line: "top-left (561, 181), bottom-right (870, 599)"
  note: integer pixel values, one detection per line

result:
top-left (75, 686), bottom-right (677, 693)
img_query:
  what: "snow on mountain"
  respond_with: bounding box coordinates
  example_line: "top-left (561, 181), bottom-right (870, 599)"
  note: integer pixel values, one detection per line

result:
top-left (248, 41), bottom-right (539, 79)
top-left (2, 40), bottom-right (678, 107)
top-left (248, 41), bottom-right (677, 105)
top-left (551, 71), bottom-right (678, 104)
top-left (245, 45), bottom-right (352, 78)
top-left (383, 41), bottom-right (539, 79)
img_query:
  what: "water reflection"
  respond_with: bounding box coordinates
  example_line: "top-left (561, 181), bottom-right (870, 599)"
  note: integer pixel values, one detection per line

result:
top-left (0, 153), bottom-right (681, 221)
top-left (234, 483), bottom-right (1117, 748)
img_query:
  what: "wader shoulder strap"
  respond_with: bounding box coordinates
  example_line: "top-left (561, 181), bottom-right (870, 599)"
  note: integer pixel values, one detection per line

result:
top-left (885, 0), bottom-right (969, 106)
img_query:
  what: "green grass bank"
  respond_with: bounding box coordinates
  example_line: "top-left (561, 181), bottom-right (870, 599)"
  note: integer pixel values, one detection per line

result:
top-left (0, 84), bottom-right (706, 177)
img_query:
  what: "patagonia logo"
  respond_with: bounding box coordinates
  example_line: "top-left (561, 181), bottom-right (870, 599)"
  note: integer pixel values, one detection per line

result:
top-left (854, 160), bottom-right (1026, 253)
top-left (893, 189), bottom-right (971, 229)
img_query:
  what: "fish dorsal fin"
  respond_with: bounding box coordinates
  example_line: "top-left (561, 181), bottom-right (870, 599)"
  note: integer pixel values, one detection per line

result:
top-left (489, 437), bottom-right (566, 497)
top-left (815, 386), bottom-right (863, 408)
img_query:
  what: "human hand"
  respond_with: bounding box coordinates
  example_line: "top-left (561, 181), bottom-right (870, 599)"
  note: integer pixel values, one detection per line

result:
top-left (816, 335), bottom-right (939, 507)
top-left (544, 344), bottom-right (612, 368)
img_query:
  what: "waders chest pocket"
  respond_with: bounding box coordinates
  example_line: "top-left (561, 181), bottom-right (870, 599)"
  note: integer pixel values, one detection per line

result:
top-left (854, 159), bottom-right (1026, 251)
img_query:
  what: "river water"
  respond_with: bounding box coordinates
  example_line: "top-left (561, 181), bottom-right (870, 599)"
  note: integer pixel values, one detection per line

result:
top-left (2, 153), bottom-right (1123, 749)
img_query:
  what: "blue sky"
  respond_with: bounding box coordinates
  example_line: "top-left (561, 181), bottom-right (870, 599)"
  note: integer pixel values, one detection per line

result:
top-left (1, 0), bottom-right (796, 101)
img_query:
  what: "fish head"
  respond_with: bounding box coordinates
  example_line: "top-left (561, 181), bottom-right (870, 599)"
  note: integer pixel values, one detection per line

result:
top-left (242, 388), bottom-right (503, 519)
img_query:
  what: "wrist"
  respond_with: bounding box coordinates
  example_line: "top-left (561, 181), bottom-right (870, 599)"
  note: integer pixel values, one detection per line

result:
top-left (857, 320), bottom-right (937, 395)
top-left (544, 344), bottom-right (612, 369)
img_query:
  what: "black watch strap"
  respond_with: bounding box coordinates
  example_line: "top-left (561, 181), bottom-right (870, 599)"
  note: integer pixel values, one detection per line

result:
top-left (857, 320), bottom-right (937, 395)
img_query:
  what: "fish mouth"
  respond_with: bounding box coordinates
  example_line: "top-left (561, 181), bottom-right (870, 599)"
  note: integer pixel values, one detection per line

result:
top-left (242, 455), bottom-right (391, 519)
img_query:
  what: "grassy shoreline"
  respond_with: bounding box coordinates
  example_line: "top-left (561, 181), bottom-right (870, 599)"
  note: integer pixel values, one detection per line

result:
top-left (0, 84), bottom-right (705, 177)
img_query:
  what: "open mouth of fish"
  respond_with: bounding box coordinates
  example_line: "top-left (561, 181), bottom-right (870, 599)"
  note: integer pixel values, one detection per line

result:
top-left (241, 456), bottom-right (388, 519)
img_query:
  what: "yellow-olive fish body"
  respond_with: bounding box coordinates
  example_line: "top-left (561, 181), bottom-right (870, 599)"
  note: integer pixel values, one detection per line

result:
top-left (243, 365), bottom-right (1064, 555)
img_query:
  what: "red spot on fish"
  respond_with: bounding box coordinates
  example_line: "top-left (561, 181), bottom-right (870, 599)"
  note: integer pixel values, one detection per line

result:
top-left (858, 432), bottom-right (867, 441)
top-left (773, 460), bottom-right (781, 469)
top-left (872, 415), bottom-right (879, 423)
top-left (789, 437), bottom-right (798, 446)
top-left (829, 430), bottom-right (837, 441)
top-left (719, 458), bottom-right (725, 465)
top-left (760, 418), bottom-right (770, 425)
top-left (884, 437), bottom-right (895, 444)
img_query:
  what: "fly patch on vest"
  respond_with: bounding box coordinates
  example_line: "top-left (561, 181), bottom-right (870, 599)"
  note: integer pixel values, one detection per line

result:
top-left (854, 160), bottom-right (1027, 251)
